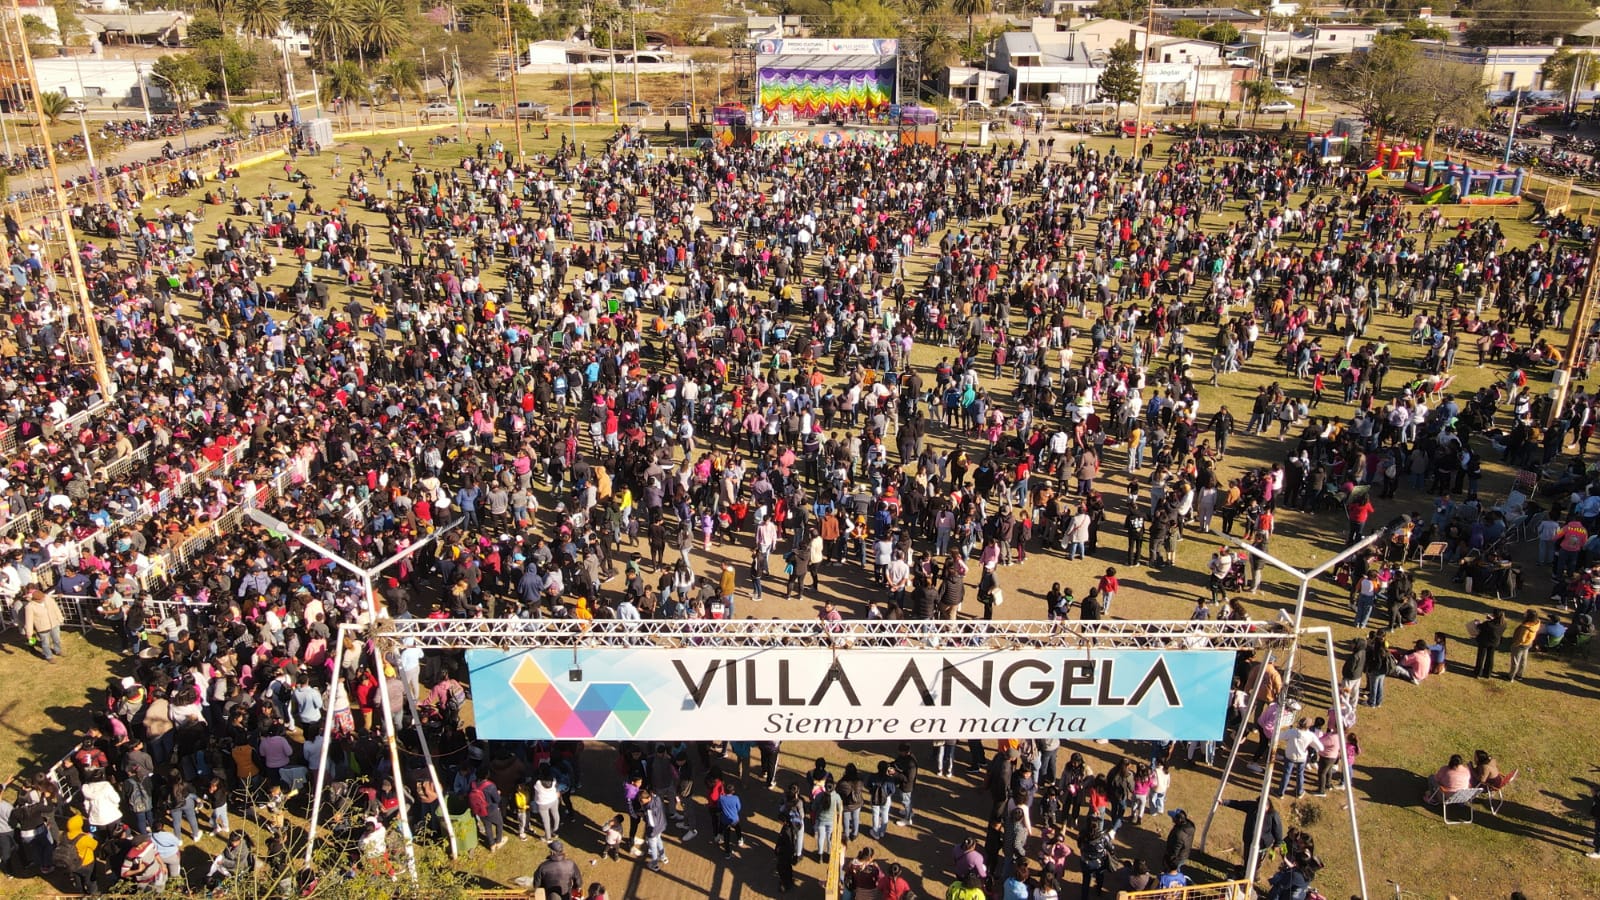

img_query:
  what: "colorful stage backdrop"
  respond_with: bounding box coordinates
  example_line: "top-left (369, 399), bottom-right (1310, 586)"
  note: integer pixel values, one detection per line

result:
top-left (755, 38), bottom-right (899, 123)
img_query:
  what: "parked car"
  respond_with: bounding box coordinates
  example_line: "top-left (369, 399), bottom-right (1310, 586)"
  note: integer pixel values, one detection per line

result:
top-left (1043, 92), bottom-right (1069, 111)
top-left (1077, 99), bottom-right (1125, 115)
top-left (959, 100), bottom-right (989, 119)
top-left (1005, 100), bottom-right (1038, 114)
top-left (665, 100), bottom-right (692, 116)
top-left (621, 101), bottom-right (652, 117)
top-left (1226, 55), bottom-right (1256, 68)
top-left (565, 100), bottom-right (599, 116)
top-left (1260, 100), bottom-right (1294, 114)
top-left (515, 101), bottom-right (549, 119)
top-left (1273, 80), bottom-right (1296, 94)
top-left (1119, 119), bottom-right (1154, 137)
top-left (468, 101), bottom-right (499, 117)
top-left (64, 98), bottom-right (87, 114)
top-left (1164, 100), bottom-right (1195, 115)
top-left (1528, 102), bottom-right (1566, 114)
top-left (421, 102), bottom-right (454, 117)
top-left (195, 100), bottom-right (228, 115)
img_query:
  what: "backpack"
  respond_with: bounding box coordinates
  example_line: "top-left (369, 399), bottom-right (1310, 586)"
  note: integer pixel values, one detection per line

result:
top-left (870, 776), bottom-right (893, 807)
top-left (53, 834), bottom-right (85, 871)
top-left (467, 781), bottom-right (490, 818)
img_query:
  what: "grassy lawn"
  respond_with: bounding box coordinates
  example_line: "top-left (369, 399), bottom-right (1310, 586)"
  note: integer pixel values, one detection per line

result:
top-left (3, 120), bottom-right (1596, 900)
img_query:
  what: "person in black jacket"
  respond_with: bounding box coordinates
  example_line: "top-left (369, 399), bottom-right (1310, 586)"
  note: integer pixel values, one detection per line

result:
top-left (532, 840), bottom-right (582, 900)
top-left (1473, 611), bottom-right (1507, 678)
top-left (1340, 638), bottom-right (1367, 705)
top-left (1163, 808), bottom-right (1195, 873)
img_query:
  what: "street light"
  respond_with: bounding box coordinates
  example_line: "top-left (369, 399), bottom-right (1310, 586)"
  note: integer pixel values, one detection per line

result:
top-left (143, 70), bottom-right (188, 153)
top-left (242, 507), bottom-right (463, 868)
top-left (1198, 529), bottom-right (1382, 900)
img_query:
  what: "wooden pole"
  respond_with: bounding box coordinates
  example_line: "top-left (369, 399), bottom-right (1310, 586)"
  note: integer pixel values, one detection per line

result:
top-left (504, 0), bottom-right (523, 161)
top-left (7, 0), bottom-right (114, 403)
top-left (1546, 235), bottom-right (1600, 427)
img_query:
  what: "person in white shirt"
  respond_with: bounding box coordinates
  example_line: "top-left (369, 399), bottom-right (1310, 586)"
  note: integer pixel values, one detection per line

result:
top-left (1277, 719), bottom-right (1321, 798)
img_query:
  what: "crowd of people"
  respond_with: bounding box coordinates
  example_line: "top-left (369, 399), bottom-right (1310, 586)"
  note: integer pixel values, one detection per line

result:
top-left (0, 111), bottom-right (1592, 900)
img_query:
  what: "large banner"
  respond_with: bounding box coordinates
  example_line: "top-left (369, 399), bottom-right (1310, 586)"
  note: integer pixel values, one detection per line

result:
top-left (466, 647), bottom-right (1232, 742)
top-left (756, 39), bottom-right (898, 121)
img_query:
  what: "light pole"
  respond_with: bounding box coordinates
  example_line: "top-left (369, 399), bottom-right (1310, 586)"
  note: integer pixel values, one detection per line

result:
top-left (134, 61), bottom-right (152, 127)
top-left (1201, 530), bottom-right (1382, 900)
top-left (76, 107), bottom-right (102, 203)
top-left (242, 508), bottom-right (463, 869)
top-left (144, 71), bottom-right (189, 153)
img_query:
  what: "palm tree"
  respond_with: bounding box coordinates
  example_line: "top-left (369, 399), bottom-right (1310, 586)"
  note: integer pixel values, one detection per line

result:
top-left (236, 0), bottom-right (283, 40)
top-left (586, 69), bottom-right (608, 121)
top-left (382, 57), bottom-right (423, 114)
top-left (355, 0), bottom-right (408, 66)
top-left (951, 0), bottom-right (987, 63)
top-left (39, 92), bottom-right (71, 125)
top-left (313, 0), bottom-right (361, 63)
top-left (222, 107), bottom-right (249, 135)
top-left (321, 59), bottom-right (369, 121)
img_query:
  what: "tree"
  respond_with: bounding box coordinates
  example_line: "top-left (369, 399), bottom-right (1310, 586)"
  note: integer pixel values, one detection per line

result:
top-left (1414, 57), bottom-right (1487, 158)
top-left (355, 0), bottom-right (409, 64)
top-left (236, 0), bottom-right (283, 39)
top-left (951, 0), bottom-right (987, 61)
top-left (586, 68), bottom-right (609, 120)
top-left (21, 15), bottom-right (56, 55)
top-left (1331, 34), bottom-right (1424, 141)
top-left (1542, 46), bottom-right (1598, 104)
top-left (1464, 0), bottom-right (1593, 47)
top-left (382, 57), bottom-right (423, 114)
top-left (313, 0), bottom-right (361, 62)
top-left (52, 2), bottom-right (88, 47)
top-left (1096, 38), bottom-right (1142, 109)
top-left (1241, 78), bottom-right (1286, 125)
top-left (1088, 0), bottom-right (1146, 21)
top-left (1399, 18), bottom-right (1449, 41)
top-left (38, 91), bottom-right (71, 125)
top-left (656, 0), bottom-right (725, 45)
top-left (151, 53), bottom-right (213, 109)
top-left (1200, 22), bottom-right (1239, 46)
top-left (222, 106), bottom-right (249, 135)
top-left (1171, 19), bottom-right (1203, 39)
top-left (321, 59), bottom-right (369, 120)
top-left (822, 0), bottom-right (902, 38)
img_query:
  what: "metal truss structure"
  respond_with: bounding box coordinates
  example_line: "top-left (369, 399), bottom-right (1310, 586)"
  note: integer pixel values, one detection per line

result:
top-left (373, 618), bottom-right (1294, 652)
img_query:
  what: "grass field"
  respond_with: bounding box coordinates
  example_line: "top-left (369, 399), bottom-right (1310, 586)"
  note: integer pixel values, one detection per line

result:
top-left (2, 119), bottom-right (1597, 900)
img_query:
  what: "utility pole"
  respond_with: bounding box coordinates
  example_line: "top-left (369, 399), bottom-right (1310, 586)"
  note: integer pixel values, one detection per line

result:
top-left (503, 0), bottom-right (523, 159)
top-left (1546, 236), bottom-right (1600, 428)
top-left (7, 0), bottom-right (114, 402)
top-left (1133, 0), bottom-right (1154, 144)
top-left (1298, 18), bottom-right (1317, 124)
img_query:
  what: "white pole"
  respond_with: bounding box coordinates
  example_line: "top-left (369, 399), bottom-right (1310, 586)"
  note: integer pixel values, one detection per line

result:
top-left (366, 572), bottom-right (418, 878)
top-left (405, 680), bottom-right (459, 858)
top-left (136, 61), bottom-right (152, 127)
top-left (77, 109), bottom-right (101, 203)
top-left (1198, 646), bottom-right (1278, 851)
top-left (1312, 626), bottom-right (1369, 900)
top-left (304, 623), bottom-right (352, 865)
top-left (1242, 580), bottom-right (1305, 886)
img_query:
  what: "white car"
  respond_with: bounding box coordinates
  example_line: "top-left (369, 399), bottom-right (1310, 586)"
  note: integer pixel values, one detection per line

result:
top-left (1077, 99), bottom-right (1125, 114)
top-left (421, 102), bottom-right (454, 117)
top-left (1226, 55), bottom-right (1256, 68)
top-left (1260, 100), bottom-right (1295, 114)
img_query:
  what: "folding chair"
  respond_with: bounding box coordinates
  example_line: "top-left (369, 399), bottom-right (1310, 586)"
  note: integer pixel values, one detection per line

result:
top-left (1439, 786), bottom-right (1484, 824)
top-left (1482, 769), bottom-right (1517, 815)
top-left (1419, 541), bottom-right (1449, 570)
